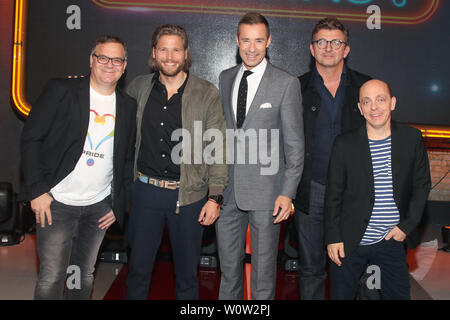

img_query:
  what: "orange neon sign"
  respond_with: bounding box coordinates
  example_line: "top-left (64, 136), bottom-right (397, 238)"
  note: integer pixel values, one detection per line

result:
top-left (92, 0), bottom-right (441, 25)
top-left (412, 126), bottom-right (450, 139)
top-left (12, 0), bottom-right (30, 117)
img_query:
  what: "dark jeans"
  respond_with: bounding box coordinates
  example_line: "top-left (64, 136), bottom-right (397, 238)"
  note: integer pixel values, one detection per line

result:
top-left (126, 181), bottom-right (205, 300)
top-left (294, 180), bottom-right (327, 300)
top-left (34, 197), bottom-right (110, 300)
top-left (329, 238), bottom-right (410, 300)
top-left (294, 181), bottom-right (381, 300)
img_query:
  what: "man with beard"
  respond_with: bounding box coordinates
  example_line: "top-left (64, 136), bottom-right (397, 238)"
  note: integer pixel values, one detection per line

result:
top-left (125, 25), bottom-right (228, 300)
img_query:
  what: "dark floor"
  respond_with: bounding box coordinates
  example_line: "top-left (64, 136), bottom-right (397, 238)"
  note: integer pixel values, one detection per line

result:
top-left (1, 223), bottom-right (449, 300)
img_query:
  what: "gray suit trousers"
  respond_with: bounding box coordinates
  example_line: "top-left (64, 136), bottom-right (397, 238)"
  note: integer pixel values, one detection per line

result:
top-left (215, 190), bottom-right (280, 300)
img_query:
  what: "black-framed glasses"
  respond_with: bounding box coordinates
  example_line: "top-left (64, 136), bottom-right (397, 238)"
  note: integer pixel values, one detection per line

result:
top-left (92, 53), bottom-right (126, 66)
top-left (312, 39), bottom-right (347, 50)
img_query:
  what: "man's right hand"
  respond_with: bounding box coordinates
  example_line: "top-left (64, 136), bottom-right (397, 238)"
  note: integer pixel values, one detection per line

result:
top-left (327, 242), bottom-right (345, 266)
top-left (31, 193), bottom-right (53, 228)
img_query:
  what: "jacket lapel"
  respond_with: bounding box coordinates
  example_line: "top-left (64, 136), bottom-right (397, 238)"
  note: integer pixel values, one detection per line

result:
top-left (390, 121), bottom-right (400, 203)
top-left (359, 125), bottom-right (375, 196)
top-left (242, 62), bottom-right (272, 128)
top-left (224, 66), bottom-right (240, 129)
top-left (78, 77), bottom-right (91, 141)
top-left (114, 89), bottom-right (124, 170)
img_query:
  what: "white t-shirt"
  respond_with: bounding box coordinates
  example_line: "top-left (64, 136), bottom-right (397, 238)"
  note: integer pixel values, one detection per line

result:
top-left (51, 86), bottom-right (116, 206)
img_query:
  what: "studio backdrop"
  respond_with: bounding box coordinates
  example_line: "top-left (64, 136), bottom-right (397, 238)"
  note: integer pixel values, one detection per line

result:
top-left (19, 0), bottom-right (450, 126)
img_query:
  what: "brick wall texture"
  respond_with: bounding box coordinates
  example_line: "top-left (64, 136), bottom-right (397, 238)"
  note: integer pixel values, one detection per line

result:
top-left (428, 150), bottom-right (450, 201)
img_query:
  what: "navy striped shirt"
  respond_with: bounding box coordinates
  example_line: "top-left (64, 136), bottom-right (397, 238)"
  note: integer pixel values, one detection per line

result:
top-left (360, 136), bottom-right (400, 245)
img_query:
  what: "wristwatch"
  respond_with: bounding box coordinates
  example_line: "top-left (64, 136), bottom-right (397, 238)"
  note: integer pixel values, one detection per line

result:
top-left (208, 194), bottom-right (224, 206)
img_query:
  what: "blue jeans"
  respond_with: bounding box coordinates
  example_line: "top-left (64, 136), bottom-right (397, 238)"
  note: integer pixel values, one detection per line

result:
top-left (126, 181), bottom-right (205, 300)
top-left (34, 197), bottom-right (110, 300)
top-left (330, 239), bottom-right (410, 300)
top-left (294, 180), bottom-right (327, 300)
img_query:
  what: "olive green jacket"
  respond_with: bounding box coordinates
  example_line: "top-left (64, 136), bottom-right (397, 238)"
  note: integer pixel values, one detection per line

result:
top-left (126, 73), bottom-right (228, 206)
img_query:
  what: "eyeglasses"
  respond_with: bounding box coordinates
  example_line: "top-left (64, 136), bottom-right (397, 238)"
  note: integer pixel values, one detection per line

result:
top-left (312, 39), bottom-right (347, 50)
top-left (92, 54), bottom-right (126, 66)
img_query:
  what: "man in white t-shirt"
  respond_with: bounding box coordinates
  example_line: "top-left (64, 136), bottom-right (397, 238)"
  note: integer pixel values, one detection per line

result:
top-left (20, 35), bottom-right (137, 299)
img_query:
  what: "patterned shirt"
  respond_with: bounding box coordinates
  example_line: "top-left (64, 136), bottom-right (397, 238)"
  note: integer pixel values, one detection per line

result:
top-left (360, 136), bottom-right (400, 245)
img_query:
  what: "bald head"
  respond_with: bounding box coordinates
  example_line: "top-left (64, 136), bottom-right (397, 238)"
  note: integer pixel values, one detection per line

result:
top-left (360, 79), bottom-right (392, 101)
top-left (358, 79), bottom-right (396, 136)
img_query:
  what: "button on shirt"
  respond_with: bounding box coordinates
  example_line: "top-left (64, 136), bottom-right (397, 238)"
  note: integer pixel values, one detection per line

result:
top-left (232, 58), bottom-right (267, 123)
top-left (137, 72), bottom-right (188, 180)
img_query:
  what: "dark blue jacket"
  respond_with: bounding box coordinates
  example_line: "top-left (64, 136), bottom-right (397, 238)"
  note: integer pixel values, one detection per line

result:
top-left (294, 67), bottom-right (371, 214)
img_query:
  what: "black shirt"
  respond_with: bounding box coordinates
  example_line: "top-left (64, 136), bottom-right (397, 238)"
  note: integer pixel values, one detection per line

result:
top-left (137, 72), bottom-right (189, 180)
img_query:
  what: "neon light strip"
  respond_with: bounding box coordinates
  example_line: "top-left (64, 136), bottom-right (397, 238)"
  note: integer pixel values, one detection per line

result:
top-left (10, 0), bottom-right (450, 139)
top-left (411, 125), bottom-right (450, 139)
top-left (92, 0), bottom-right (440, 25)
top-left (11, 0), bottom-right (31, 117)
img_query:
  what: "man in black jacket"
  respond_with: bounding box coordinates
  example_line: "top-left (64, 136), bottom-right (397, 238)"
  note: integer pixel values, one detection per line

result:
top-left (20, 35), bottom-right (136, 299)
top-left (292, 17), bottom-right (371, 299)
top-left (325, 79), bottom-right (430, 299)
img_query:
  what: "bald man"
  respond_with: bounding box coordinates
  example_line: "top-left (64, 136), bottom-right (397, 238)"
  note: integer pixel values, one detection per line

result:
top-left (324, 79), bottom-right (431, 300)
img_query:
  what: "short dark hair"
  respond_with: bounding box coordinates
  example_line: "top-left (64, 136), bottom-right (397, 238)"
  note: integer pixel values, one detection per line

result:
top-left (149, 24), bottom-right (192, 72)
top-left (237, 12), bottom-right (270, 37)
top-left (311, 17), bottom-right (349, 44)
top-left (90, 35), bottom-right (127, 59)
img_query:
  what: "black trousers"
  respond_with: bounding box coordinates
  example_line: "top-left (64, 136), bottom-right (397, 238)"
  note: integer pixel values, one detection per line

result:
top-left (126, 181), bottom-right (205, 300)
top-left (329, 238), bottom-right (410, 300)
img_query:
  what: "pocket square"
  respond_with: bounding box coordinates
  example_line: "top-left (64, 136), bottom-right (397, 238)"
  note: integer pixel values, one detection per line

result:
top-left (260, 102), bottom-right (272, 109)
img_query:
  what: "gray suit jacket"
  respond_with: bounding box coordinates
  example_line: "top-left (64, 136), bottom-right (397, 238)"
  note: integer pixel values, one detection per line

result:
top-left (219, 61), bottom-right (304, 210)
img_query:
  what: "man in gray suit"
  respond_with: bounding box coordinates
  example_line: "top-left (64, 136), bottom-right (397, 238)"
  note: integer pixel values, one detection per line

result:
top-left (216, 12), bottom-right (304, 300)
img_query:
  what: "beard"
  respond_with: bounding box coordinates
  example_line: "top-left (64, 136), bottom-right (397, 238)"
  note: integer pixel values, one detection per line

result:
top-left (155, 59), bottom-right (186, 77)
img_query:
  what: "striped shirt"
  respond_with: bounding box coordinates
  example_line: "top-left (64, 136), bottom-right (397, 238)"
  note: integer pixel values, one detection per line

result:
top-left (360, 136), bottom-right (400, 245)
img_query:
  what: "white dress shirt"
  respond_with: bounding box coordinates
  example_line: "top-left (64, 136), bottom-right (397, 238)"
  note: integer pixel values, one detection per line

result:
top-left (232, 58), bottom-right (267, 122)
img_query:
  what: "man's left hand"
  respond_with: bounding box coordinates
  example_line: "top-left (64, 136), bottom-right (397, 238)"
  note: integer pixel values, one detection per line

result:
top-left (198, 200), bottom-right (220, 226)
top-left (273, 195), bottom-right (293, 224)
top-left (98, 210), bottom-right (116, 230)
top-left (385, 226), bottom-right (406, 242)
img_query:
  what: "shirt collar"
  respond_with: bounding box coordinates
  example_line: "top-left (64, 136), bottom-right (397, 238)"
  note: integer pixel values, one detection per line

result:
top-left (177, 72), bottom-right (189, 94)
top-left (313, 64), bottom-right (347, 84)
top-left (240, 58), bottom-right (267, 77)
top-left (153, 70), bottom-right (190, 94)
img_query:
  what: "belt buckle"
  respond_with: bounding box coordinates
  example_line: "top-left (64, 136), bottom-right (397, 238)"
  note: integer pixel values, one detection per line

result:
top-left (166, 181), bottom-right (176, 190)
top-left (143, 174), bottom-right (178, 190)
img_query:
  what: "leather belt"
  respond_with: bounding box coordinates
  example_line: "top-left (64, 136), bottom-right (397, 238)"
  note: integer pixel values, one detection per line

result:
top-left (138, 172), bottom-right (180, 190)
